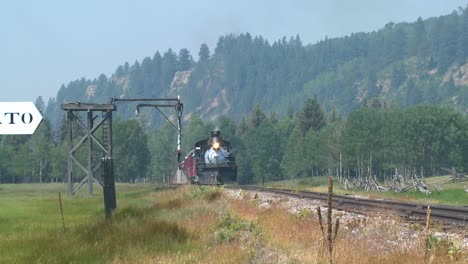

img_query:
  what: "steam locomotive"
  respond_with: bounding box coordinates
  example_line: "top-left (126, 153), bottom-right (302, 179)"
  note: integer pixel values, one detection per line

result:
top-left (180, 130), bottom-right (237, 184)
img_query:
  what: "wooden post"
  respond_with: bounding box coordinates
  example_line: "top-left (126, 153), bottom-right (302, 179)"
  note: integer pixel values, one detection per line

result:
top-left (102, 157), bottom-right (116, 218)
top-left (87, 110), bottom-right (93, 196)
top-left (58, 192), bottom-right (66, 231)
top-left (317, 207), bottom-right (325, 237)
top-left (424, 206), bottom-right (432, 263)
top-left (339, 152), bottom-right (342, 183)
top-left (108, 112), bottom-right (116, 210)
top-left (327, 176), bottom-right (334, 264)
top-left (67, 111), bottom-right (73, 197)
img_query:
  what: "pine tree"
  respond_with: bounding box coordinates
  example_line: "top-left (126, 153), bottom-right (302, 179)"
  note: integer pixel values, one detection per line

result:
top-left (161, 49), bottom-right (177, 89)
top-left (414, 17), bottom-right (428, 57)
top-left (129, 60), bottom-right (143, 97)
top-left (329, 107), bottom-right (340, 123)
top-left (250, 105), bottom-right (267, 129)
top-left (115, 65), bottom-right (125, 77)
top-left (123, 62), bottom-right (130, 73)
top-left (178, 48), bottom-right (192, 71)
top-left (198, 43), bottom-right (210, 62)
top-left (298, 96), bottom-right (326, 135)
top-left (34, 96), bottom-right (46, 115)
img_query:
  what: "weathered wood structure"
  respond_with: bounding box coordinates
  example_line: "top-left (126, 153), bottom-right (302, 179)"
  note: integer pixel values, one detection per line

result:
top-left (62, 97), bottom-right (183, 218)
top-left (62, 102), bottom-right (116, 217)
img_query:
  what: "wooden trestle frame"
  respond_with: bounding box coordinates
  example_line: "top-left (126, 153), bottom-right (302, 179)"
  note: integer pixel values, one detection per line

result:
top-left (62, 98), bottom-right (183, 218)
top-left (62, 103), bottom-right (116, 217)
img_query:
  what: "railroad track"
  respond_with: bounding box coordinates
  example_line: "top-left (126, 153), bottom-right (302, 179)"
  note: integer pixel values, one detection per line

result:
top-left (233, 185), bottom-right (468, 227)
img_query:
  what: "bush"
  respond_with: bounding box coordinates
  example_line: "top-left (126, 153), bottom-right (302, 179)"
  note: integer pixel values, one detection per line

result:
top-left (215, 211), bottom-right (258, 242)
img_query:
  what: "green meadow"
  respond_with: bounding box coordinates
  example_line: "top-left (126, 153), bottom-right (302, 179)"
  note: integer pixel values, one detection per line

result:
top-left (0, 184), bottom-right (207, 263)
top-left (1, 182), bottom-right (466, 263)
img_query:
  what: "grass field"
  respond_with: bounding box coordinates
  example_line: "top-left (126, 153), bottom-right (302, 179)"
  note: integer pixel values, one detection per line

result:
top-left (0, 183), bottom-right (254, 263)
top-left (0, 182), bottom-right (466, 263)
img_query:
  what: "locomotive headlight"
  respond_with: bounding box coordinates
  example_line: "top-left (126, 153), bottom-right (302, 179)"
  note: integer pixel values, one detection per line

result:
top-left (213, 142), bottom-right (220, 150)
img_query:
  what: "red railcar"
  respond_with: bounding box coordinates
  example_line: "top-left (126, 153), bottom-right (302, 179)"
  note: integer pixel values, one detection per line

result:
top-left (181, 150), bottom-right (197, 179)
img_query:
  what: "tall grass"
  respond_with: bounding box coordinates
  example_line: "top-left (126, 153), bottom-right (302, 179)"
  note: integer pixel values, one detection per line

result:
top-left (1, 183), bottom-right (466, 263)
top-left (229, 187), bottom-right (467, 263)
top-left (0, 184), bottom-right (216, 263)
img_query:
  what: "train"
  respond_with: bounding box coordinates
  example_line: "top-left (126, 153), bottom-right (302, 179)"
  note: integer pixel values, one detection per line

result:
top-left (180, 130), bottom-right (237, 184)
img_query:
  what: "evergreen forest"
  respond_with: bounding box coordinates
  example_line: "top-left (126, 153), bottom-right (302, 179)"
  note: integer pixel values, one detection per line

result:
top-left (0, 8), bottom-right (467, 184)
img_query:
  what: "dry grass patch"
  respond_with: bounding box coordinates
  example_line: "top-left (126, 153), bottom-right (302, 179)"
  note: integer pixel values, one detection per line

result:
top-left (120, 243), bottom-right (249, 264)
top-left (153, 197), bottom-right (185, 209)
top-left (225, 188), bottom-right (468, 263)
top-left (206, 189), bottom-right (223, 201)
top-left (228, 196), bottom-right (325, 261)
top-left (230, 199), bottom-right (260, 221)
top-left (259, 207), bottom-right (322, 248)
top-left (332, 239), bottom-right (422, 264)
top-left (204, 243), bottom-right (251, 263)
top-left (181, 211), bottom-right (217, 239)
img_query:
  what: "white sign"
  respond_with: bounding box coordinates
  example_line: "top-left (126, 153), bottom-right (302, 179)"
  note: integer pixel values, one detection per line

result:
top-left (0, 102), bottom-right (43, 135)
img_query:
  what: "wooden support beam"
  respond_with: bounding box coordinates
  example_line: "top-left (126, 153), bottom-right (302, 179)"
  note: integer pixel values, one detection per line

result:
top-left (62, 103), bottom-right (116, 111)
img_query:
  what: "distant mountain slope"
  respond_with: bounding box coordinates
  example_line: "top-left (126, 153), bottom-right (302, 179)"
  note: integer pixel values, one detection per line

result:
top-left (45, 8), bottom-right (468, 129)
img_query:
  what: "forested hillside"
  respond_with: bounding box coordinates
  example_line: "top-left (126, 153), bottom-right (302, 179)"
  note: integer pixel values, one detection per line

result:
top-left (1, 8), bottom-right (467, 184)
top-left (44, 7), bottom-right (468, 130)
top-left (1, 97), bottom-right (466, 184)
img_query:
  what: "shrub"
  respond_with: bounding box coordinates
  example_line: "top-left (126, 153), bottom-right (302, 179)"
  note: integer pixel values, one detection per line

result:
top-left (214, 211), bottom-right (259, 242)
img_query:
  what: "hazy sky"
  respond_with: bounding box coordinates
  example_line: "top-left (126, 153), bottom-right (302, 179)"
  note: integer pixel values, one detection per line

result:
top-left (1, 0), bottom-right (466, 102)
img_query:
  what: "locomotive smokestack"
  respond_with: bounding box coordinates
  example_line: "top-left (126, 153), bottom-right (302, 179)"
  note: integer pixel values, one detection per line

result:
top-left (211, 130), bottom-right (220, 138)
top-left (211, 130), bottom-right (221, 149)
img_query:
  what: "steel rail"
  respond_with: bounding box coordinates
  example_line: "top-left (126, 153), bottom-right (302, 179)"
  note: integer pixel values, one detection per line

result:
top-left (234, 186), bottom-right (468, 226)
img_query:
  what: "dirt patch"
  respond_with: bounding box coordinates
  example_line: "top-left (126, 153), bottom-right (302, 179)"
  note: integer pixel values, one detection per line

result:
top-left (444, 63), bottom-right (468, 86)
top-left (170, 70), bottom-right (192, 92)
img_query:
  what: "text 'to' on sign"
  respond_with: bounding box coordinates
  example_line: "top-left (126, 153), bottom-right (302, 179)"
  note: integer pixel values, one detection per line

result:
top-left (0, 102), bottom-right (43, 135)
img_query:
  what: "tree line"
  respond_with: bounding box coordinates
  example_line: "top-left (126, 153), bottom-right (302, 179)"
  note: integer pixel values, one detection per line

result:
top-left (2, 97), bottom-right (465, 184)
top-left (44, 7), bottom-right (468, 132)
top-left (3, 7), bottom-right (468, 184)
